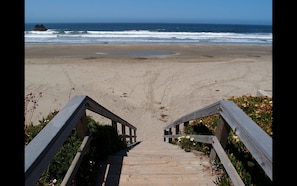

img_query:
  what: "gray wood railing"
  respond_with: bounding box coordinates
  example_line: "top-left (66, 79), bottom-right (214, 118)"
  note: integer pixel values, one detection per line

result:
top-left (163, 100), bottom-right (272, 186)
top-left (25, 95), bottom-right (137, 186)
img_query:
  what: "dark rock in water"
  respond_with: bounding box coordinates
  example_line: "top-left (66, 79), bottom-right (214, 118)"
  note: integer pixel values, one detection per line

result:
top-left (33, 24), bottom-right (48, 31)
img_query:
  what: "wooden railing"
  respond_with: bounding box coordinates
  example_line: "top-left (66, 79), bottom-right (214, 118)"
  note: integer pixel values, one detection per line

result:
top-left (25, 95), bottom-right (137, 186)
top-left (163, 100), bottom-right (272, 186)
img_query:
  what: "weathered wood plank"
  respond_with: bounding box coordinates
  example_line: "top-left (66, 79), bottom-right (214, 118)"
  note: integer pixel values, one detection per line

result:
top-left (61, 133), bottom-right (92, 186)
top-left (212, 137), bottom-right (245, 186)
top-left (85, 96), bottom-right (136, 130)
top-left (25, 95), bottom-right (87, 185)
top-left (219, 100), bottom-right (272, 180)
top-left (163, 99), bottom-right (273, 183)
top-left (210, 117), bottom-right (230, 161)
top-left (164, 101), bottom-right (221, 130)
top-left (25, 95), bottom-right (138, 186)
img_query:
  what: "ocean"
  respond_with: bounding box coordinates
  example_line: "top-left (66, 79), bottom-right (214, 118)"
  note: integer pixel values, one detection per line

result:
top-left (24, 23), bottom-right (272, 45)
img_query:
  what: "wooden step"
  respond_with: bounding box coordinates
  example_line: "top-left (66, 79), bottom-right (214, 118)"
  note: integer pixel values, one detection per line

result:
top-left (96, 140), bottom-right (217, 186)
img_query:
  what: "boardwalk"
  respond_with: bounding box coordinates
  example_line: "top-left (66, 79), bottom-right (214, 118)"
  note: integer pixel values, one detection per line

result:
top-left (96, 140), bottom-right (217, 186)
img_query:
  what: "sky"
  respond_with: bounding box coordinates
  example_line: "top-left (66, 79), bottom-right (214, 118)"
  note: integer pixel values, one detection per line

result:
top-left (25, 0), bottom-right (272, 25)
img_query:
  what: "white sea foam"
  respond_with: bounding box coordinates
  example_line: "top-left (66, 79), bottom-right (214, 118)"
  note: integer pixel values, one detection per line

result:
top-left (24, 30), bottom-right (272, 45)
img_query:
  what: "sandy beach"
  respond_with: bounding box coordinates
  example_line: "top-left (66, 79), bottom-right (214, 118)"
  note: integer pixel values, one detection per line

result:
top-left (25, 44), bottom-right (272, 142)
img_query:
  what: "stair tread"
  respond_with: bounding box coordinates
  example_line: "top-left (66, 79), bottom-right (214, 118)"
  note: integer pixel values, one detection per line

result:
top-left (96, 141), bottom-right (217, 185)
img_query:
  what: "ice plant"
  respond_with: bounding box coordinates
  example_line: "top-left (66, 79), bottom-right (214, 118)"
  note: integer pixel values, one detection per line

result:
top-left (177, 135), bottom-right (196, 152)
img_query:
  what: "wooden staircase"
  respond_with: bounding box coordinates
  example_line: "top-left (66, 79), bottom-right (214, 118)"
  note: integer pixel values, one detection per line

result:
top-left (96, 140), bottom-right (217, 186)
top-left (25, 95), bottom-right (272, 186)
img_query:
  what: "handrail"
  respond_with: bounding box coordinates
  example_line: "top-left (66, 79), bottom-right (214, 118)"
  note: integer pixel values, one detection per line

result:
top-left (163, 100), bottom-right (272, 186)
top-left (25, 95), bottom-right (137, 186)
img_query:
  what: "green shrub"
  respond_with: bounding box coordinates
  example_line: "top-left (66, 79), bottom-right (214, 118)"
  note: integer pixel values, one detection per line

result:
top-left (24, 110), bottom-right (59, 146)
top-left (36, 129), bottom-right (82, 185)
top-left (177, 95), bottom-right (272, 186)
top-left (74, 116), bottom-right (127, 185)
top-left (176, 135), bottom-right (196, 152)
top-left (25, 113), bottom-right (127, 186)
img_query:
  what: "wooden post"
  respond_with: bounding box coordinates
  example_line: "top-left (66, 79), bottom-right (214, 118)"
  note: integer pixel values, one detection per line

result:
top-left (168, 128), bottom-right (172, 143)
top-left (75, 112), bottom-right (88, 140)
top-left (175, 124), bottom-right (180, 134)
top-left (183, 121), bottom-right (189, 135)
top-left (210, 116), bottom-right (230, 161)
top-left (121, 124), bottom-right (126, 144)
top-left (112, 120), bottom-right (117, 132)
top-left (133, 129), bottom-right (137, 143)
top-left (175, 124), bottom-right (180, 142)
top-left (129, 127), bottom-right (133, 144)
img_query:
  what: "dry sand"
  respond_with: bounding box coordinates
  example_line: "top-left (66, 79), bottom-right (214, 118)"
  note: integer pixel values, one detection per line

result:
top-left (25, 44), bottom-right (272, 142)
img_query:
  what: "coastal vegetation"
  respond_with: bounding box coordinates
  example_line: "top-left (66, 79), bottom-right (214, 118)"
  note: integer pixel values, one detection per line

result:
top-left (174, 95), bottom-right (272, 185)
top-left (25, 111), bottom-right (126, 185)
top-left (24, 94), bottom-right (272, 185)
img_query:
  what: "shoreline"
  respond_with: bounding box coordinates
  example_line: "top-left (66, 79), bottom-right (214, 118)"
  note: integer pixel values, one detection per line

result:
top-left (25, 43), bottom-right (272, 61)
top-left (25, 43), bottom-right (272, 141)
